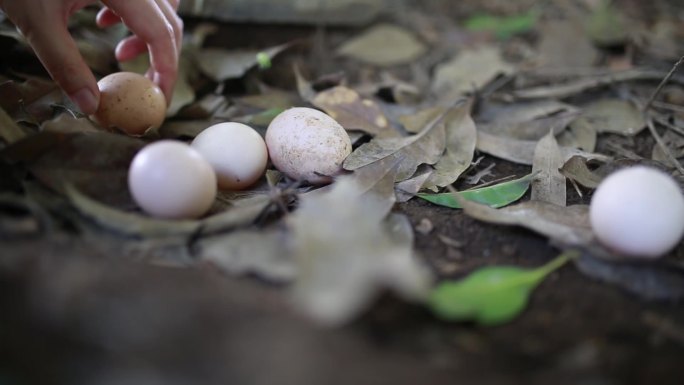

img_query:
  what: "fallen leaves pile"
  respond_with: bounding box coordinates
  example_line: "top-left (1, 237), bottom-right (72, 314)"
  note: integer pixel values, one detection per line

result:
top-left (1, 1), bottom-right (684, 330)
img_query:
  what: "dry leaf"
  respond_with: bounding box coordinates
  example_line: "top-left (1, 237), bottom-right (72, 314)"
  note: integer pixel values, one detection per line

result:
top-left (337, 24), bottom-right (427, 67)
top-left (395, 167), bottom-right (433, 202)
top-left (198, 228), bottom-right (295, 282)
top-left (0, 106), bottom-right (27, 145)
top-left (557, 117), bottom-right (598, 152)
top-left (579, 99), bottom-right (646, 136)
top-left (476, 130), bottom-right (610, 165)
top-left (560, 156), bottom-right (604, 189)
top-left (531, 130), bottom-right (566, 206)
top-left (196, 43), bottom-right (290, 81)
top-left (423, 103), bottom-right (477, 190)
top-left (459, 198), bottom-right (594, 247)
top-left (29, 131), bottom-right (144, 208)
top-left (652, 130), bottom-right (684, 163)
top-left (399, 106), bottom-right (446, 134)
top-left (478, 100), bottom-right (579, 141)
top-left (537, 20), bottom-right (599, 68)
top-left (290, 176), bottom-right (432, 326)
top-left (432, 47), bottom-right (514, 97)
top-left (312, 86), bottom-right (394, 137)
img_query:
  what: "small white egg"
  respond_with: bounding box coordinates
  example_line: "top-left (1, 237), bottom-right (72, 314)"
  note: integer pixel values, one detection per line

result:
top-left (128, 140), bottom-right (217, 219)
top-left (191, 122), bottom-right (268, 190)
top-left (266, 107), bottom-right (352, 185)
top-left (590, 166), bottom-right (684, 258)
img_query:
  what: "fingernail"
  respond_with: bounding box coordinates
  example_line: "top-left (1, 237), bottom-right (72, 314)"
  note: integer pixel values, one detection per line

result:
top-left (69, 88), bottom-right (98, 115)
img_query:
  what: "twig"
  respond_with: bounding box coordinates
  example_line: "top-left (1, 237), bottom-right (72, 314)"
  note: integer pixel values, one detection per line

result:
top-left (647, 118), bottom-right (684, 175)
top-left (644, 56), bottom-right (684, 113)
top-left (654, 116), bottom-right (684, 138)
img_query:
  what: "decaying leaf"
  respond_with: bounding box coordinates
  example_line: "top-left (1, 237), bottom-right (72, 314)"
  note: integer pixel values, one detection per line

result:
top-left (430, 253), bottom-right (571, 325)
top-left (0, 77), bottom-right (58, 115)
top-left (337, 24), bottom-right (427, 67)
top-left (395, 167), bottom-right (433, 203)
top-left (531, 130), bottom-right (566, 206)
top-left (585, 0), bottom-right (628, 47)
top-left (28, 131), bottom-right (144, 208)
top-left (198, 228), bottom-right (296, 282)
top-left (65, 184), bottom-right (271, 239)
top-left (476, 130), bottom-right (610, 166)
top-left (560, 156), bottom-right (604, 189)
top-left (652, 129), bottom-right (684, 163)
top-left (458, 198), bottom-right (594, 247)
top-left (478, 100), bottom-right (579, 141)
top-left (417, 173), bottom-right (533, 209)
top-left (0, 106), bottom-right (27, 145)
top-left (432, 47), bottom-right (514, 97)
top-left (537, 20), bottom-right (599, 68)
top-left (64, 184), bottom-right (202, 238)
top-left (575, 254), bottom-right (684, 301)
top-left (422, 103), bottom-right (477, 190)
top-left (579, 99), bottom-right (646, 136)
top-left (290, 176), bottom-right (432, 326)
top-left (399, 106), bottom-right (446, 134)
top-left (312, 86), bottom-right (394, 137)
top-left (196, 43), bottom-right (291, 82)
top-left (343, 110), bottom-right (446, 181)
top-left (557, 117), bottom-right (598, 152)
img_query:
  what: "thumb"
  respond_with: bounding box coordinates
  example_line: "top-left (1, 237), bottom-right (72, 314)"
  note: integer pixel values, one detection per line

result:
top-left (16, 11), bottom-right (100, 114)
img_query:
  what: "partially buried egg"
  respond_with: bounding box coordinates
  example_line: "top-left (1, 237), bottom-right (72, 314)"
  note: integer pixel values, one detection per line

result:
top-left (93, 72), bottom-right (167, 136)
top-left (266, 107), bottom-right (352, 185)
top-left (128, 140), bottom-right (216, 219)
top-left (590, 166), bottom-right (684, 258)
top-left (191, 122), bottom-right (268, 190)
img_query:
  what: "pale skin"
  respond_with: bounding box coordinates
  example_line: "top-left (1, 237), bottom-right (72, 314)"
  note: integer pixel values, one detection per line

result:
top-left (0, 0), bottom-right (183, 115)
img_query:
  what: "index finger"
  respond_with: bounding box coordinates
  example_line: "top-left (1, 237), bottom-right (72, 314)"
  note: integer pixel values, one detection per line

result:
top-left (103, 0), bottom-right (179, 101)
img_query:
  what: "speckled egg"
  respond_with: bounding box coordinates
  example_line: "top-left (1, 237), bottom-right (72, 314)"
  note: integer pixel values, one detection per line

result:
top-left (93, 72), bottom-right (166, 136)
top-left (265, 107), bottom-right (352, 185)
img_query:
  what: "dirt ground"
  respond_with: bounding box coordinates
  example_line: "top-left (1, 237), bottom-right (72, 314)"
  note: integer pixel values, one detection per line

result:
top-left (2, 1), bottom-right (684, 384)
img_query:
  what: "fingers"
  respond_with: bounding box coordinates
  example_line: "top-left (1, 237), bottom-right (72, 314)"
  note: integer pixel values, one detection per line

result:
top-left (115, 35), bottom-right (148, 62)
top-left (7, 2), bottom-right (99, 114)
top-left (102, 0), bottom-right (182, 102)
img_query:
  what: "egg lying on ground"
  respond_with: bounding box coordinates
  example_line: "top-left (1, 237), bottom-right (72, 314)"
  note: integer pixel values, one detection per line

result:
top-left (266, 107), bottom-right (352, 185)
top-left (128, 140), bottom-right (216, 219)
top-left (93, 72), bottom-right (167, 136)
top-left (590, 166), bottom-right (684, 258)
top-left (191, 122), bottom-right (268, 190)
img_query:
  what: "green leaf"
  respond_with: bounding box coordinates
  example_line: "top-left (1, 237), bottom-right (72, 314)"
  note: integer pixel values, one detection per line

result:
top-left (417, 173), bottom-right (534, 209)
top-left (256, 52), bottom-right (272, 69)
top-left (464, 11), bottom-right (538, 39)
top-left (429, 252), bottom-right (573, 325)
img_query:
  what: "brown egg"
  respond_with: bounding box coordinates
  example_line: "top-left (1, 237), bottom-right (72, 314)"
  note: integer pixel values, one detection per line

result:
top-left (93, 72), bottom-right (167, 136)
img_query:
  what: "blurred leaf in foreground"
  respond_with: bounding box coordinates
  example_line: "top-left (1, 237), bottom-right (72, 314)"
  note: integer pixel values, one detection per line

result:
top-left (290, 175), bottom-right (432, 326)
top-left (430, 252), bottom-right (573, 325)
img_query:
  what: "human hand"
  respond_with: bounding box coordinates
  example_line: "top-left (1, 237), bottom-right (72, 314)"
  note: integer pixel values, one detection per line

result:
top-left (0, 0), bottom-right (183, 115)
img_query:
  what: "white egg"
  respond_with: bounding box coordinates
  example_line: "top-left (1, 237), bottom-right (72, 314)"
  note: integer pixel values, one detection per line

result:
top-left (128, 140), bottom-right (217, 219)
top-left (266, 107), bottom-right (352, 185)
top-left (590, 166), bottom-right (684, 258)
top-left (191, 122), bottom-right (268, 190)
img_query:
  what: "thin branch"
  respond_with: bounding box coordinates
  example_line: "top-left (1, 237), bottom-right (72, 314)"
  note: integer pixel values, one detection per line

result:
top-left (644, 56), bottom-right (684, 113)
top-left (647, 118), bottom-right (684, 175)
